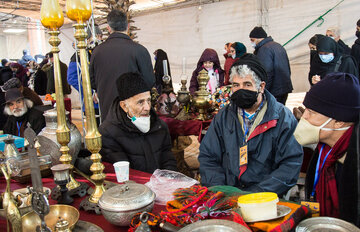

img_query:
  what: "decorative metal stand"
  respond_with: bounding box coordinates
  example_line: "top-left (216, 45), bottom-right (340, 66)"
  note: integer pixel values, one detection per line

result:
top-left (176, 78), bottom-right (191, 121)
top-left (64, 0), bottom-right (106, 213)
top-left (40, 0), bottom-right (88, 201)
top-left (193, 69), bottom-right (210, 121)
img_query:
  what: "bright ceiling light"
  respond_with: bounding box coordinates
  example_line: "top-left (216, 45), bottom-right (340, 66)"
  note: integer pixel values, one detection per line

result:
top-left (3, 28), bottom-right (26, 33)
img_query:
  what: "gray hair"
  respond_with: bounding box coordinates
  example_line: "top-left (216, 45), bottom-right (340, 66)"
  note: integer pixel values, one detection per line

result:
top-left (327, 26), bottom-right (340, 37)
top-left (229, 64), bottom-right (261, 90)
top-left (4, 98), bottom-right (33, 116)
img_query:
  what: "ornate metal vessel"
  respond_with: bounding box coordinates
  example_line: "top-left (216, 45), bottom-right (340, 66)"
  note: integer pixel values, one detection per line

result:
top-left (98, 183), bottom-right (155, 226)
top-left (38, 109), bottom-right (81, 165)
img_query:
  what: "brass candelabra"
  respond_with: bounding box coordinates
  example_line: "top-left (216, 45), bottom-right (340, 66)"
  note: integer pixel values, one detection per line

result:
top-left (73, 23), bottom-right (105, 210)
top-left (40, 0), bottom-right (87, 200)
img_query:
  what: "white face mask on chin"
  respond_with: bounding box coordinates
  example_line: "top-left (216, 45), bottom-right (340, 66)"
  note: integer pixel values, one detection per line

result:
top-left (294, 117), bottom-right (350, 146)
top-left (130, 115), bottom-right (151, 133)
top-left (126, 103), bottom-right (151, 133)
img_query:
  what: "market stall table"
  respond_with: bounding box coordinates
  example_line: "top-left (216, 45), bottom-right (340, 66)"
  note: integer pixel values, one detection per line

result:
top-left (0, 164), bottom-right (165, 232)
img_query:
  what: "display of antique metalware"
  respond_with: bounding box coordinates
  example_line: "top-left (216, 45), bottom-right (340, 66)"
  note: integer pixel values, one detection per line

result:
top-left (65, 0), bottom-right (105, 212)
top-left (98, 183), bottom-right (155, 226)
top-left (1, 163), bottom-right (22, 232)
top-left (22, 205), bottom-right (79, 231)
top-left (40, 0), bottom-right (82, 195)
top-left (38, 109), bottom-right (81, 166)
top-left (193, 69), bottom-right (211, 120)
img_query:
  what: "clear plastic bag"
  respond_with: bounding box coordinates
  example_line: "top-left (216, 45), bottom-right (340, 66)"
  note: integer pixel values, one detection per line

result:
top-left (145, 169), bottom-right (199, 205)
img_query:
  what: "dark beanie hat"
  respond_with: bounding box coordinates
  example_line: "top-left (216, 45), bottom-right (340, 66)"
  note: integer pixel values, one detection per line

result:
top-left (116, 72), bottom-right (151, 101)
top-left (303, 72), bottom-right (360, 122)
top-left (357, 19), bottom-right (360, 27)
top-left (5, 88), bottom-right (24, 104)
top-left (1, 59), bottom-right (8, 67)
top-left (230, 53), bottom-right (267, 82)
top-left (249, 26), bottom-right (267, 39)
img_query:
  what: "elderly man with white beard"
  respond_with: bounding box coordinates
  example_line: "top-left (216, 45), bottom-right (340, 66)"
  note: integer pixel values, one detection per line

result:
top-left (3, 88), bottom-right (45, 137)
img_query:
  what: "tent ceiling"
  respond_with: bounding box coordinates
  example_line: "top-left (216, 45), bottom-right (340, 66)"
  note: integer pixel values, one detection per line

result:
top-left (0, 0), bottom-right (189, 24)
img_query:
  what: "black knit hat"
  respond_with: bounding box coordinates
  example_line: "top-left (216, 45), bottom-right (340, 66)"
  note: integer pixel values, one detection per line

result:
top-left (116, 72), bottom-right (151, 101)
top-left (249, 26), bottom-right (267, 38)
top-left (5, 88), bottom-right (24, 104)
top-left (3, 77), bottom-right (22, 91)
top-left (303, 72), bottom-right (360, 122)
top-left (230, 53), bottom-right (267, 82)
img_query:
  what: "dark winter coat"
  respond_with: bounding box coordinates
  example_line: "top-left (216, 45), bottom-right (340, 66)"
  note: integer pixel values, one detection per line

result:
top-left (309, 36), bottom-right (359, 85)
top-left (33, 69), bottom-right (48, 95)
top-left (3, 106), bottom-right (45, 137)
top-left (46, 60), bottom-right (71, 95)
top-left (337, 39), bottom-right (351, 55)
top-left (223, 53), bottom-right (235, 85)
top-left (99, 98), bottom-right (177, 173)
top-left (198, 90), bottom-right (303, 195)
top-left (253, 37), bottom-right (293, 97)
top-left (90, 32), bottom-right (155, 121)
top-left (189, 48), bottom-right (224, 95)
top-left (305, 122), bottom-right (360, 227)
top-left (351, 37), bottom-right (360, 74)
top-left (0, 66), bottom-right (13, 84)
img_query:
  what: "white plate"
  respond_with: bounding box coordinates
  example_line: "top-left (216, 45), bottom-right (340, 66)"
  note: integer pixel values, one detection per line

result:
top-left (244, 204), bottom-right (292, 223)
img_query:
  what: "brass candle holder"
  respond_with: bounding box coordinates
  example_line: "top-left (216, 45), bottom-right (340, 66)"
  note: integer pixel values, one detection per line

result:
top-left (176, 78), bottom-right (191, 121)
top-left (40, 0), bottom-right (87, 200)
top-left (65, 0), bottom-right (105, 213)
top-left (193, 69), bottom-right (210, 121)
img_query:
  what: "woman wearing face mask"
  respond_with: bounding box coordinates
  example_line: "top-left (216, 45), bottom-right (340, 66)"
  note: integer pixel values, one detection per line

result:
top-left (189, 48), bottom-right (224, 95)
top-left (309, 36), bottom-right (359, 85)
top-left (224, 42), bottom-right (247, 85)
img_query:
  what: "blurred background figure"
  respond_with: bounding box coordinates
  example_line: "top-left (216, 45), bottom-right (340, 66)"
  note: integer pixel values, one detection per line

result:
top-left (153, 49), bottom-right (172, 94)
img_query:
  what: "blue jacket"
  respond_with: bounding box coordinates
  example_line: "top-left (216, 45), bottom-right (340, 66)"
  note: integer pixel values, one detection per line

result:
top-left (67, 54), bottom-right (98, 110)
top-left (199, 90), bottom-right (303, 195)
top-left (254, 37), bottom-right (293, 97)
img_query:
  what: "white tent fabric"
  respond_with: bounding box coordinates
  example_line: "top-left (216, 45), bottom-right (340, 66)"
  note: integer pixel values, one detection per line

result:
top-left (133, 0), bottom-right (360, 92)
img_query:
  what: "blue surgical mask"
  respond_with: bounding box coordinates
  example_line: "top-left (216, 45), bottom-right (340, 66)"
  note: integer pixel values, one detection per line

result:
top-left (231, 54), bottom-right (236, 59)
top-left (319, 54), bottom-right (334, 63)
top-left (251, 42), bottom-right (257, 48)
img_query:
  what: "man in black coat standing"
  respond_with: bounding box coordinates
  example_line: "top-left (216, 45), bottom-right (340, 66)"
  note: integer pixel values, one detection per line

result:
top-left (99, 72), bottom-right (177, 174)
top-left (249, 26), bottom-right (293, 105)
top-left (90, 9), bottom-right (155, 122)
top-left (351, 19), bottom-right (360, 74)
top-left (326, 26), bottom-right (351, 55)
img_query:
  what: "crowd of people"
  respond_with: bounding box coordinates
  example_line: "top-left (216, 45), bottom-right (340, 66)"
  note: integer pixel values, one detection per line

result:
top-left (1, 8), bottom-right (360, 227)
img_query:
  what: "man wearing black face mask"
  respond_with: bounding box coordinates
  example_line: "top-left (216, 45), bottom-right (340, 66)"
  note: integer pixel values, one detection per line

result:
top-left (198, 54), bottom-right (303, 196)
top-left (351, 19), bottom-right (360, 75)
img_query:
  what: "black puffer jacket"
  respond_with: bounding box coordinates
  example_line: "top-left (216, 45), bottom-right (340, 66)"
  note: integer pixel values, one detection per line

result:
top-left (254, 37), bottom-right (293, 97)
top-left (99, 98), bottom-right (177, 173)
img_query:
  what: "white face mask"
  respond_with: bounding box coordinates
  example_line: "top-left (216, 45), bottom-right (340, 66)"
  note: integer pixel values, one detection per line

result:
top-left (294, 117), bottom-right (350, 146)
top-left (126, 103), bottom-right (151, 133)
top-left (130, 115), bottom-right (151, 133)
top-left (231, 54), bottom-right (236, 59)
top-left (251, 42), bottom-right (257, 48)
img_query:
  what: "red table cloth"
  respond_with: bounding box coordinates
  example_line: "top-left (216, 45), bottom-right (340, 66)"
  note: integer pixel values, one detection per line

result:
top-left (0, 163), bottom-right (164, 232)
top-left (159, 116), bottom-right (212, 141)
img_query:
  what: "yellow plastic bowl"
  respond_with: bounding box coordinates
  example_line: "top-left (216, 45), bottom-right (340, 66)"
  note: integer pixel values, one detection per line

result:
top-left (238, 192), bottom-right (278, 204)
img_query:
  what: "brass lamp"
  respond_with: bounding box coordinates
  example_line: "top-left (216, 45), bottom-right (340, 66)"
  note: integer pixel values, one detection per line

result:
top-left (40, 0), bottom-right (87, 200)
top-left (65, 0), bottom-right (105, 212)
top-left (193, 69), bottom-right (210, 120)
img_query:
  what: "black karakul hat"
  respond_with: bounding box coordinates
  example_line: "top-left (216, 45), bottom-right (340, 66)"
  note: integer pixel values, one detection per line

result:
top-left (116, 72), bottom-right (151, 101)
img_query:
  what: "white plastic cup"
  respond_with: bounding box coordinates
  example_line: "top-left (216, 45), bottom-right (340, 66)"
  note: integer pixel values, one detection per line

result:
top-left (113, 161), bottom-right (129, 183)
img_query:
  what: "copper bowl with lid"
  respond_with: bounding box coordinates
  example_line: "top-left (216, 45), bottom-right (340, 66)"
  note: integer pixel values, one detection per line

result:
top-left (98, 182), bottom-right (156, 226)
